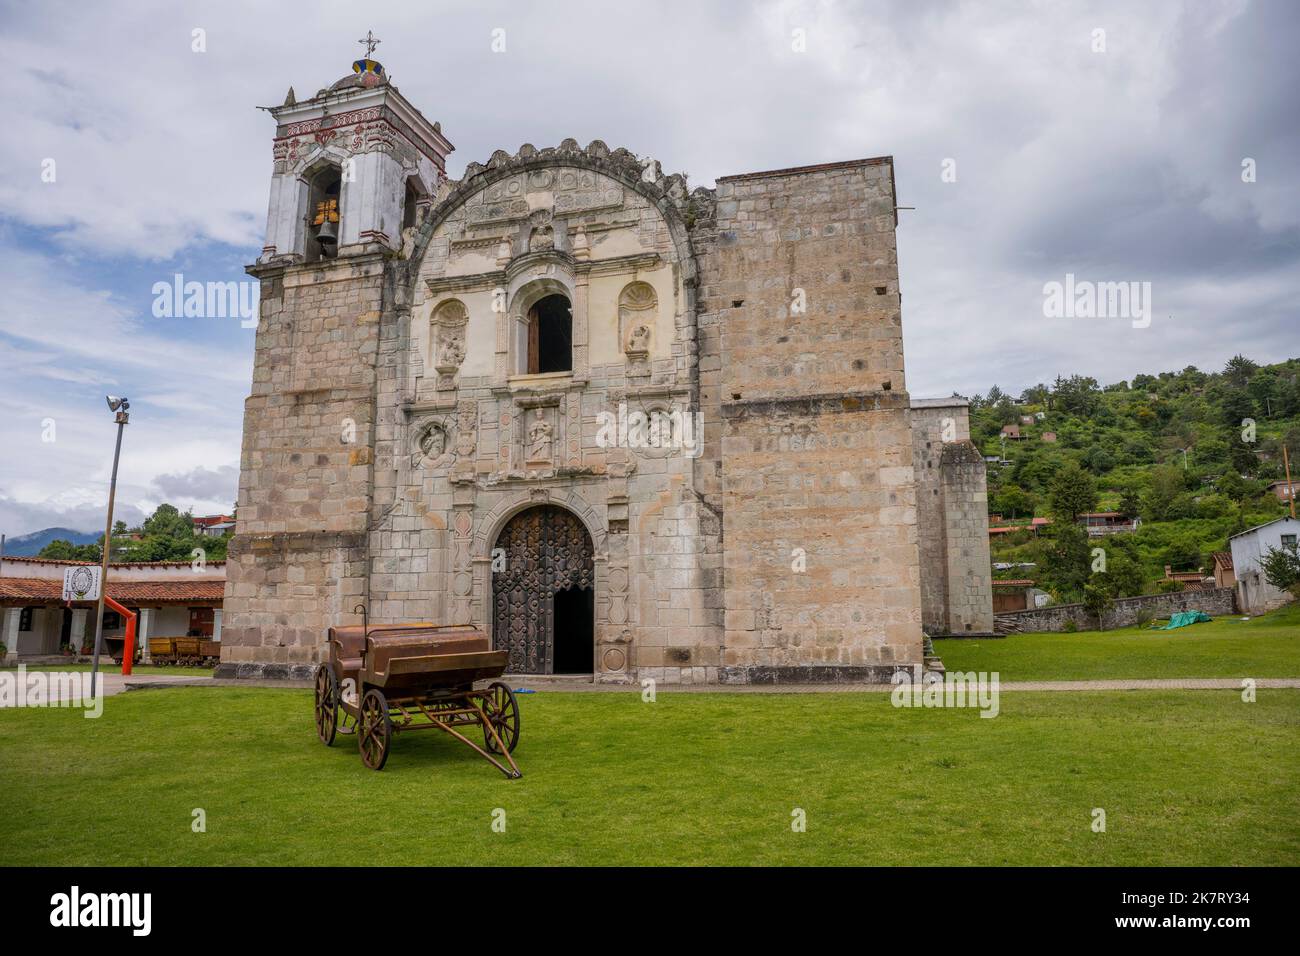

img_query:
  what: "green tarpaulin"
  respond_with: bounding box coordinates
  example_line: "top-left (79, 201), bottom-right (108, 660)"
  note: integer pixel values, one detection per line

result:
top-left (1158, 610), bottom-right (1212, 630)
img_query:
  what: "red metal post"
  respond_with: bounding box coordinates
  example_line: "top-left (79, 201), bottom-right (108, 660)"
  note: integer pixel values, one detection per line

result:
top-left (103, 595), bottom-right (136, 676)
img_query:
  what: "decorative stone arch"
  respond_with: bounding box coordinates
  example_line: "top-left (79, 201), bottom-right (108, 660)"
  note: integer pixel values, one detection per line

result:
top-left (295, 144), bottom-right (351, 180)
top-left (469, 489), bottom-right (611, 676)
top-left (298, 149), bottom-right (351, 261)
top-left (402, 142), bottom-right (699, 304)
top-left (472, 488), bottom-right (607, 560)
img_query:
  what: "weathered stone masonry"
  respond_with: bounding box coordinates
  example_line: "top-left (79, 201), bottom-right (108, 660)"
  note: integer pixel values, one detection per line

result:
top-left (910, 398), bottom-right (995, 637)
top-left (218, 55), bottom-right (991, 683)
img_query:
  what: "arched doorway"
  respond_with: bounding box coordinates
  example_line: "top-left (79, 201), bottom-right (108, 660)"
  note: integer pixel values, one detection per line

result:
top-left (492, 505), bottom-right (594, 674)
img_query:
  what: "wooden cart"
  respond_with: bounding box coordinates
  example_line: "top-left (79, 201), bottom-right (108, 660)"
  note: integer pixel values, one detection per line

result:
top-left (313, 619), bottom-right (522, 777)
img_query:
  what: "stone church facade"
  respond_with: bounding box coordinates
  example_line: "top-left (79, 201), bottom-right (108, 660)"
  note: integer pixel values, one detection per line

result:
top-left (217, 52), bottom-right (992, 685)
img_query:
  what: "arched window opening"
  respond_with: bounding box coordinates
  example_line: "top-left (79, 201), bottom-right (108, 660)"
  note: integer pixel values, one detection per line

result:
top-left (305, 165), bottom-right (341, 262)
top-left (527, 294), bottom-right (572, 374)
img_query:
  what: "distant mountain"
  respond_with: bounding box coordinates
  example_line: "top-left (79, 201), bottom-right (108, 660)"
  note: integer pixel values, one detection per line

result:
top-left (1, 527), bottom-right (100, 557)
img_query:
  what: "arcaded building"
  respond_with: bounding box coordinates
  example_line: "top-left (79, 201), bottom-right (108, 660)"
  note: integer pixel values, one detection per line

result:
top-left (218, 50), bottom-right (990, 684)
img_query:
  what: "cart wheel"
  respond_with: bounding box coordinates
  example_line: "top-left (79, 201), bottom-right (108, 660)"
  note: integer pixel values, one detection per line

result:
top-left (313, 666), bottom-right (338, 746)
top-left (483, 682), bottom-right (520, 754)
top-left (358, 688), bottom-right (392, 770)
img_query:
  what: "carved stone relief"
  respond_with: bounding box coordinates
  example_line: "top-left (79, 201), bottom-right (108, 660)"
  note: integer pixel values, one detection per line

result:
top-left (412, 418), bottom-right (450, 468)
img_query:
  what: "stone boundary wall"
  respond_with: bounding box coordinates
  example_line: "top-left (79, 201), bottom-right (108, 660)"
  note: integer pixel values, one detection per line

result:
top-left (996, 587), bottom-right (1237, 633)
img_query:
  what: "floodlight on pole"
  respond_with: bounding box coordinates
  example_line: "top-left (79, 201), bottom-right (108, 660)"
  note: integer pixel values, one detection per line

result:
top-left (89, 396), bottom-right (130, 700)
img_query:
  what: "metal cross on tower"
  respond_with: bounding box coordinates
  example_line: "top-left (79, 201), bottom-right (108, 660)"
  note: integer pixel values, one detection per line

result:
top-left (357, 30), bottom-right (381, 58)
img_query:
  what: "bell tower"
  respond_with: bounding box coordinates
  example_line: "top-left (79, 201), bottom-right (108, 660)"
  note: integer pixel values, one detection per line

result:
top-left (257, 33), bottom-right (454, 264)
top-left (219, 38), bottom-right (454, 678)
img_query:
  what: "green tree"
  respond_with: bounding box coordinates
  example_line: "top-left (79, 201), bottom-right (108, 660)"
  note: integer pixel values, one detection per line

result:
top-left (1143, 464), bottom-right (1186, 521)
top-left (1118, 488), bottom-right (1142, 519)
top-left (1101, 551), bottom-right (1147, 598)
top-left (1082, 445), bottom-right (1115, 475)
top-left (1041, 523), bottom-right (1091, 600)
top-left (1052, 374), bottom-right (1102, 417)
top-left (1047, 461), bottom-right (1098, 523)
top-left (1259, 542), bottom-right (1300, 597)
top-left (37, 539), bottom-right (101, 562)
top-left (1082, 582), bottom-right (1115, 630)
top-left (996, 485), bottom-right (1035, 520)
top-left (1223, 354), bottom-right (1259, 388)
top-left (141, 504), bottom-right (195, 540)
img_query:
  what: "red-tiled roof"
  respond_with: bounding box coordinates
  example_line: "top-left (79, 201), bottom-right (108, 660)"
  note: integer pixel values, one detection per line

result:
top-left (992, 579), bottom-right (1036, 587)
top-left (1212, 551), bottom-right (1234, 570)
top-left (193, 514), bottom-right (235, 527)
top-left (0, 577), bottom-right (224, 605)
top-left (0, 555), bottom-right (224, 568)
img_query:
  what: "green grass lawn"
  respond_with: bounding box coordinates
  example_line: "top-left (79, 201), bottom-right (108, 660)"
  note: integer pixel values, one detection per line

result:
top-left (2, 685), bottom-right (1296, 865)
top-left (936, 602), bottom-right (1300, 681)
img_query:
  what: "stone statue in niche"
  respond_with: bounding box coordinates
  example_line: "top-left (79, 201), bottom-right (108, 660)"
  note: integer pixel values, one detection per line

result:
top-left (619, 281), bottom-right (657, 360)
top-left (438, 331), bottom-right (465, 369)
top-left (431, 299), bottom-right (468, 390)
top-left (526, 409), bottom-right (553, 462)
top-left (627, 324), bottom-right (650, 354)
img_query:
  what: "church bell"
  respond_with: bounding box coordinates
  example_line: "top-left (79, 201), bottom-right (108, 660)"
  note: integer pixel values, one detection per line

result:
top-left (312, 197), bottom-right (339, 247)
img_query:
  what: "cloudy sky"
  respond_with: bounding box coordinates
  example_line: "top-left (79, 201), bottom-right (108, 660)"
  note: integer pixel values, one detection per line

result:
top-left (0, 0), bottom-right (1296, 537)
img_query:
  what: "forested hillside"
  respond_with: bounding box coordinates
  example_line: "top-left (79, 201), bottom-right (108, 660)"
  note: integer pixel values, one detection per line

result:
top-left (967, 355), bottom-right (1300, 602)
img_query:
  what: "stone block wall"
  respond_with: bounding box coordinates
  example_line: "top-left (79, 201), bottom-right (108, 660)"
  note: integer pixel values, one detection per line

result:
top-left (218, 255), bottom-right (389, 673)
top-left (995, 586), bottom-right (1237, 633)
top-left (939, 441), bottom-right (995, 634)
top-left (911, 402), bottom-right (958, 632)
top-left (703, 159), bottom-right (923, 681)
top-left (910, 400), bottom-right (993, 636)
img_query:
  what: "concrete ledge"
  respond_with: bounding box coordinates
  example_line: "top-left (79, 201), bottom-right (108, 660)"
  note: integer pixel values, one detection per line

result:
top-left (213, 661), bottom-right (316, 682)
top-left (717, 664), bottom-right (913, 685)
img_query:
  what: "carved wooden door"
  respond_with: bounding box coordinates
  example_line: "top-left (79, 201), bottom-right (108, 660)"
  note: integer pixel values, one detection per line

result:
top-left (492, 506), bottom-right (594, 673)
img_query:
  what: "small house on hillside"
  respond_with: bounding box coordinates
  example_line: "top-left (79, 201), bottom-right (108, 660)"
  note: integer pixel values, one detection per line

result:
top-left (1229, 516), bottom-right (1300, 614)
top-left (1163, 565), bottom-right (1208, 586)
top-left (1000, 424), bottom-right (1023, 440)
top-left (1079, 512), bottom-right (1139, 536)
top-left (193, 514), bottom-right (236, 537)
top-left (1212, 551), bottom-right (1235, 589)
top-left (1266, 480), bottom-right (1298, 502)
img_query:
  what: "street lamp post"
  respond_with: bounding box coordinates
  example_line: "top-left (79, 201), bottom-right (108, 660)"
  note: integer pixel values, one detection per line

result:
top-left (90, 396), bottom-right (130, 700)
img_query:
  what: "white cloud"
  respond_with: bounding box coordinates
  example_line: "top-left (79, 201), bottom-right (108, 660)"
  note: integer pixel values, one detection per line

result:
top-left (0, 0), bottom-right (1296, 535)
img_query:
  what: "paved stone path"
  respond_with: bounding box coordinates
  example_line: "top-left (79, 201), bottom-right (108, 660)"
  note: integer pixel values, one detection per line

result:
top-left (5, 672), bottom-right (1297, 706)
top-left (159, 675), bottom-right (1300, 693)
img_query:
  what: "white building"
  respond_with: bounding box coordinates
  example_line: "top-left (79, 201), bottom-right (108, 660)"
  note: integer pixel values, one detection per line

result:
top-left (0, 556), bottom-right (225, 662)
top-left (1228, 516), bottom-right (1300, 615)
